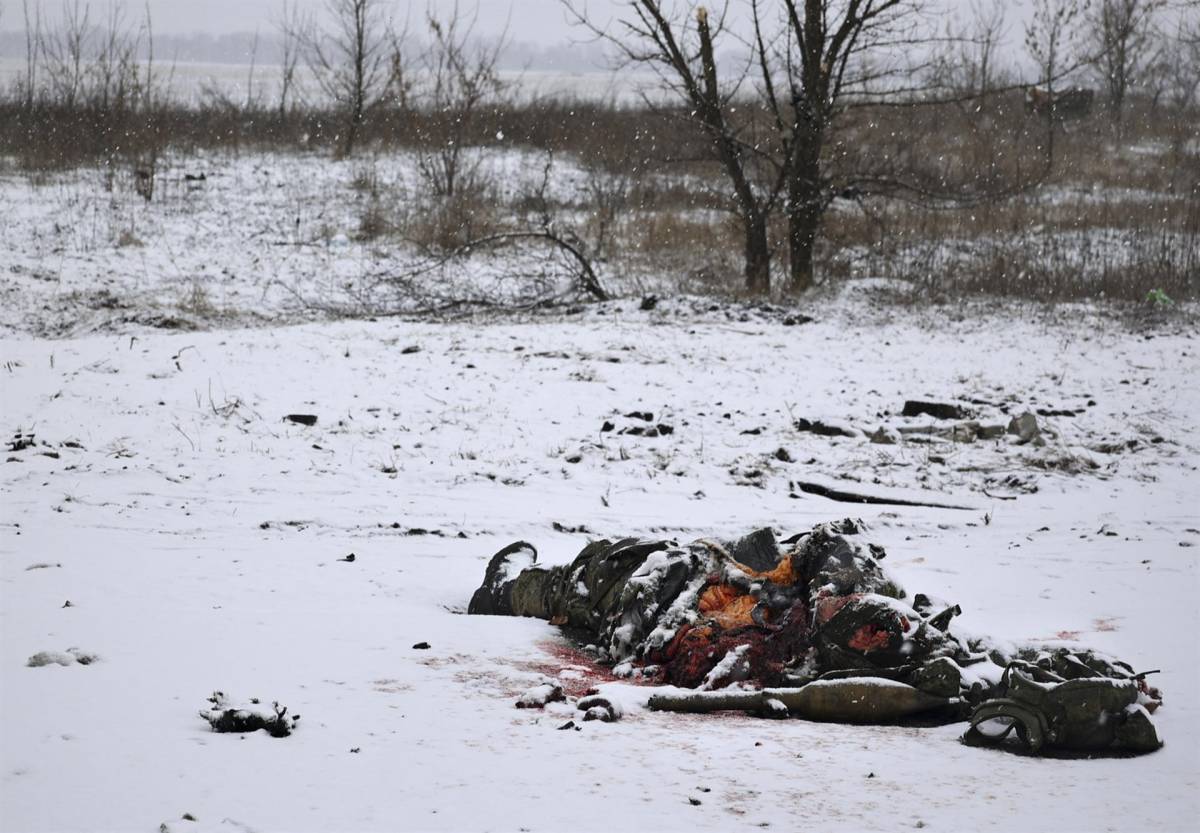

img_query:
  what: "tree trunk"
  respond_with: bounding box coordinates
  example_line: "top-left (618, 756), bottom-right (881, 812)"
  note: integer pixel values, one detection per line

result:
top-left (786, 137), bottom-right (823, 295)
top-left (342, 97), bottom-right (364, 158)
top-left (744, 212), bottom-right (771, 295)
top-left (787, 202), bottom-right (820, 294)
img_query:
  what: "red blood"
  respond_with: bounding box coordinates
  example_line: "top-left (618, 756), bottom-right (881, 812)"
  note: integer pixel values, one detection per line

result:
top-left (847, 624), bottom-right (890, 653)
top-left (661, 602), bottom-right (811, 688)
top-left (520, 639), bottom-right (646, 697)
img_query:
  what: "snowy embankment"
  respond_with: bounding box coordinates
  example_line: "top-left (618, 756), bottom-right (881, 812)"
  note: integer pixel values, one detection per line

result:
top-left (1, 299), bottom-right (1198, 832)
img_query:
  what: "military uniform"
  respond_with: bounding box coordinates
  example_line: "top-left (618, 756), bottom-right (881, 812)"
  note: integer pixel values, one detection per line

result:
top-left (469, 519), bottom-right (1163, 754)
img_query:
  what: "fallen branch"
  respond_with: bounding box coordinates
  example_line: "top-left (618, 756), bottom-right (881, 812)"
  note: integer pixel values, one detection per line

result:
top-left (790, 481), bottom-right (976, 511)
top-left (458, 229), bottom-right (610, 301)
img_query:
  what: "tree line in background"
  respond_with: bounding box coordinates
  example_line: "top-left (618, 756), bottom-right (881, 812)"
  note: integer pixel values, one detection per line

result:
top-left (0, 0), bottom-right (1198, 300)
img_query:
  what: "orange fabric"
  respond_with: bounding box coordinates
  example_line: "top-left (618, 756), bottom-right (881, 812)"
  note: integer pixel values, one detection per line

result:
top-left (697, 552), bottom-right (799, 632)
top-left (709, 595), bottom-right (761, 629)
top-left (698, 585), bottom-right (763, 628)
top-left (733, 554), bottom-right (798, 586)
top-left (699, 584), bottom-right (741, 613)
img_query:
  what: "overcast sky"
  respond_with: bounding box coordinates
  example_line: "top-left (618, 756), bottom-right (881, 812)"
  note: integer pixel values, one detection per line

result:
top-left (115, 0), bottom-right (617, 39)
top-left (20, 0), bottom-right (1191, 78)
top-left (13, 0), bottom-right (1038, 39)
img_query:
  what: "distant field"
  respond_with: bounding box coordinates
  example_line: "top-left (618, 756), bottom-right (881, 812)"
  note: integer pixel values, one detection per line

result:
top-left (0, 56), bottom-right (659, 105)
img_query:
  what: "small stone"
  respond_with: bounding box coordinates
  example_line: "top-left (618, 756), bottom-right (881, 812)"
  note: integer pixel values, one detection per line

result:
top-left (977, 423), bottom-right (1007, 440)
top-left (901, 401), bottom-right (968, 420)
top-left (782, 314), bottom-right (814, 326)
top-left (795, 418), bottom-right (858, 438)
top-left (412, 641), bottom-right (431, 650)
top-left (516, 683), bottom-right (565, 709)
top-left (1007, 412), bottom-right (1041, 444)
top-left (869, 427), bottom-right (900, 445)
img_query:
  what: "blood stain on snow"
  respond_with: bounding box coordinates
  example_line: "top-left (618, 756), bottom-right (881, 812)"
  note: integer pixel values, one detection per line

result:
top-left (518, 639), bottom-right (635, 698)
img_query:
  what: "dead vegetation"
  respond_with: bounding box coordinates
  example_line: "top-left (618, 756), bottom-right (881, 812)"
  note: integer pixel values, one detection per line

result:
top-left (1, 2), bottom-right (1197, 306)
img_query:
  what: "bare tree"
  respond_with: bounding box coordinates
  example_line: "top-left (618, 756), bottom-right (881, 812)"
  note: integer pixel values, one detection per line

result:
top-left (1166, 11), bottom-right (1200, 111)
top-left (940, 0), bottom-right (1009, 103)
top-left (92, 3), bottom-right (139, 111)
top-left (1155, 6), bottom-right (1200, 192)
top-left (568, 2), bottom-right (775, 292)
top-left (768, 0), bottom-right (948, 292)
top-left (275, 0), bottom-right (304, 115)
top-left (296, 0), bottom-right (406, 157)
top-left (571, 0), bottom-right (962, 295)
top-left (1024, 0), bottom-right (1088, 162)
top-left (1085, 0), bottom-right (1165, 125)
top-left (245, 28), bottom-right (262, 110)
top-left (415, 5), bottom-right (506, 198)
top-left (1025, 0), bottom-right (1088, 93)
top-left (40, 0), bottom-right (91, 110)
top-left (19, 0), bottom-right (41, 107)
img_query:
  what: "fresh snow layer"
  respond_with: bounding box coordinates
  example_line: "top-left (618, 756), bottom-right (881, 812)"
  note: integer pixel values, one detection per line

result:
top-left (1, 299), bottom-right (1198, 832)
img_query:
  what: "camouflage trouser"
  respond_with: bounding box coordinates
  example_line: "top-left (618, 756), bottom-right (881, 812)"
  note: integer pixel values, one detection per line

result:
top-left (468, 537), bottom-right (672, 627)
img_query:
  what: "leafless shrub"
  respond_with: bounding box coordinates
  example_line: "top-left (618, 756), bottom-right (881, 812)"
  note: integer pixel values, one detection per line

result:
top-left (830, 188), bottom-right (1198, 302)
top-left (414, 6), bottom-right (506, 198)
top-left (274, 0), bottom-right (304, 115)
top-left (1084, 0), bottom-right (1166, 127)
top-left (294, 0), bottom-right (408, 157)
top-left (0, 3), bottom-right (1195, 308)
top-left (356, 201), bottom-right (389, 241)
top-left (405, 175), bottom-right (501, 253)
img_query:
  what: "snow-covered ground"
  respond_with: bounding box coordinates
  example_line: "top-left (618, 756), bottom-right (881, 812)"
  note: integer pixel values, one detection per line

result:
top-left (0, 148), bottom-right (696, 337)
top-left (2, 279), bottom-right (1198, 831)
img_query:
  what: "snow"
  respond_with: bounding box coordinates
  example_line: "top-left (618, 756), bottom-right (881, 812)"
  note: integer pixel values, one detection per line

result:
top-left (641, 551), bottom-right (713, 655)
top-left (1, 200), bottom-right (1199, 830)
top-left (515, 683), bottom-right (563, 709)
top-left (699, 645), bottom-right (751, 691)
top-left (24, 651), bottom-right (82, 668)
top-left (495, 544), bottom-right (536, 585)
top-left (786, 677), bottom-right (915, 691)
top-left (958, 657), bottom-right (1006, 690)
